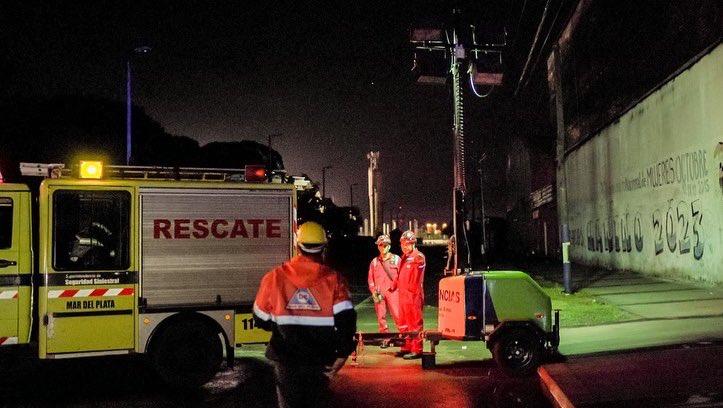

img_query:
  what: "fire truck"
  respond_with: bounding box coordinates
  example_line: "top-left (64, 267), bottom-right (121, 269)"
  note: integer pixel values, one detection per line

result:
top-left (0, 161), bottom-right (304, 387)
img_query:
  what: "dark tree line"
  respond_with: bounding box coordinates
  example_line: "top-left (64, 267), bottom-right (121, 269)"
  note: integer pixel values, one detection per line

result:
top-left (0, 95), bottom-right (283, 179)
top-left (0, 95), bottom-right (361, 240)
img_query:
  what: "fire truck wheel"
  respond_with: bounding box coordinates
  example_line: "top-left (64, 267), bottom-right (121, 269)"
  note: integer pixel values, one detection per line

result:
top-left (150, 319), bottom-right (223, 388)
top-left (491, 328), bottom-right (543, 377)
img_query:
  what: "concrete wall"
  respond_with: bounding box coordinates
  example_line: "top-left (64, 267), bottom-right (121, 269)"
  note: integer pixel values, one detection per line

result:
top-left (564, 44), bottom-right (723, 283)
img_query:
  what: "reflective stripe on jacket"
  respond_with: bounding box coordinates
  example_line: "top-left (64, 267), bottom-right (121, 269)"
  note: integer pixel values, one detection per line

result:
top-left (253, 254), bottom-right (357, 365)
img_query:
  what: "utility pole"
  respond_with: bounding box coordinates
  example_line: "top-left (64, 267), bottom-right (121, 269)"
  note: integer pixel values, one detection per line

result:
top-left (267, 133), bottom-right (282, 150)
top-left (551, 46), bottom-right (573, 294)
top-left (126, 60), bottom-right (132, 165)
top-left (125, 46), bottom-right (151, 165)
top-left (379, 201), bottom-right (386, 234)
top-left (349, 182), bottom-right (359, 207)
top-left (266, 133), bottom-right (282, 170)
top-left (478, 155), bottom-right (488, 260)
top-left (321, 165), bottom-right (332, 198)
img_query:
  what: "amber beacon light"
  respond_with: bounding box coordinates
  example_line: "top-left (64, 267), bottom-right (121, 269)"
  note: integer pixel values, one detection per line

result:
top-left (79, 161), bottom-right (103, 179)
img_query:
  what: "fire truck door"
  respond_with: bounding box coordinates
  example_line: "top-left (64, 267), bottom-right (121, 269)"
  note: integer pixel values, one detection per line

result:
top-left (42, 188), bottom-right (135, 355)
top-left (0, 190), bottom-right (32, 346)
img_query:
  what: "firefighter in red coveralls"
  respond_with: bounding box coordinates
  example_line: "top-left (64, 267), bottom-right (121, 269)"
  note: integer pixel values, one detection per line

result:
top-left (393, 230), bottom-right (426, 359)
top-left (368, 235), bottom-right (402, 338)
top-left (253, 222), bottom-right (357, 408)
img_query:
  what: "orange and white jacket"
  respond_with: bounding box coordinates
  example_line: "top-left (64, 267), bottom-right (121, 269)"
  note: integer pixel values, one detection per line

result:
top-left (253, 254), bottom-right (357, 365)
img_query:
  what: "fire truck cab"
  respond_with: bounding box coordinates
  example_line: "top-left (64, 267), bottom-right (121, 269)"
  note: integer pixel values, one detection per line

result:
top-left (0, 162), bottom-right (300, 387)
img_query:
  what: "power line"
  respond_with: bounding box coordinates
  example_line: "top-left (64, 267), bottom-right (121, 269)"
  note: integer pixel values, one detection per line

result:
top-left (514, 0), bottom-right (552, 96)
top-left (522, 0), bottom-right (567, 90)
top-left (515, 0), bottom-right (528, 39)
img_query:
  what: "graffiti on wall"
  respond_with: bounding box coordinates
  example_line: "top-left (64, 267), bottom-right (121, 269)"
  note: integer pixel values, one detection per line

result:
top-left (571, 198), bottom-right (705, 261)
top-left (564, 44), bottom-right (721, 282)
top-left (570, 147), bottom-right (715, 262)
top-left (613, 149), bottom-right (710, 195)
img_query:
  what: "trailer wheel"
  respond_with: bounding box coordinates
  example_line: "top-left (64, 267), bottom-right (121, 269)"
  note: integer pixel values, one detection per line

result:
top-left (491, 328), bottom-right (543, 377)
top-left (150, 319), bottom-right (223, 388)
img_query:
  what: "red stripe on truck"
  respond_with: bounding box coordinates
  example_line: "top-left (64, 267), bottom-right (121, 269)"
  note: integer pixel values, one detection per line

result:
top-left (118, 287), bottom-right (134, 296)
top-left (59, 290), bottom-right (79, 298)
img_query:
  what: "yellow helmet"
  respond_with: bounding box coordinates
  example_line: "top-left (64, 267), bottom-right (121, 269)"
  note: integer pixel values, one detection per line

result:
top-left (296, 221), bottom-right (327, 253)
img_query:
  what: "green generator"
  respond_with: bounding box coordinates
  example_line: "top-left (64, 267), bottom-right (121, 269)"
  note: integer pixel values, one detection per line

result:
top-left (354, 270), bottom-right (560, 376)
top-left (430, 271), bottom-right (560, 375)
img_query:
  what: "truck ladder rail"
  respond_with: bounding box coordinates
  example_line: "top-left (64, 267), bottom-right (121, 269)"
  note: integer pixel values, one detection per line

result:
top-left (103, 165), bottom-right (286, 182)
top-left (19, 162), bottom-right (288, 183)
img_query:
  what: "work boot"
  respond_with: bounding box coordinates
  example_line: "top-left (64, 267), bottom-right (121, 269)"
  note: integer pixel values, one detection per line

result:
top-left (402, 353), bottom-right (422, 360)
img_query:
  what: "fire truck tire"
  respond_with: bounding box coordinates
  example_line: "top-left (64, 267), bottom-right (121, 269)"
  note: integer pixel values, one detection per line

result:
top-left (150, 319), bottom-right (223, 388)
top-left (491, 328), bottom-right (543, 377)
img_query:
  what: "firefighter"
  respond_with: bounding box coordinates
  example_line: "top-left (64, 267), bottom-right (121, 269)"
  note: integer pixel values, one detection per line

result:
top-left (253, 221), bottom-right (357, 408)
top-left (394, 230), bottom-right (426, 359)
top-left (367, 235), bottom-right (402, 339)
top-left (69, 221), bottom-right (116, 267)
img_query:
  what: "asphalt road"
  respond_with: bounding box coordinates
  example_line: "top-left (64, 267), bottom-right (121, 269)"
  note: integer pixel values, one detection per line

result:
top-left (0, 346), bottom-right (549, 407)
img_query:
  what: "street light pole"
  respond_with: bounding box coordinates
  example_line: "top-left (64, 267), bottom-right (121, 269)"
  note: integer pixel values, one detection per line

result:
top-left (267, 133), bottom-right (282, 150)
top-left (125, 46), bottom-right (151, 165)
top-left (322, 165), bottom-right (332, 198)
top-left (380, 201), bottom-right (386, 233)
top-left (349, 182), bottom-right (359, 206)
top-left (126, 60), bottom-right (132, 165)
top-left (478, 155), bottom-right (488, 259)
top-left (266, 133), bottom-right (282, 169)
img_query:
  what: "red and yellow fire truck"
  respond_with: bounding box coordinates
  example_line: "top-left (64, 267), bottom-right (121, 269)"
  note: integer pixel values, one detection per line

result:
top-left (0, 161), bottom-right (304, 387)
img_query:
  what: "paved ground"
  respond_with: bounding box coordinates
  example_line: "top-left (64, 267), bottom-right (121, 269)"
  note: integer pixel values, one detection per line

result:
top-left (0, 341), bottom-right (548, 408)
top-left (534, 264), bottom-right (723, 407)
top-left (0, 295), bottom-right (547, 408)
top-left (1, 260), bottom-right (719, 407)
top-left (540, 343), bottom-right (723, 407)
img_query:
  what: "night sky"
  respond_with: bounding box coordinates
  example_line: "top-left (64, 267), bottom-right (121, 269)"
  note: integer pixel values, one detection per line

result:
top-left (1, 1), bottom-right (538, 222)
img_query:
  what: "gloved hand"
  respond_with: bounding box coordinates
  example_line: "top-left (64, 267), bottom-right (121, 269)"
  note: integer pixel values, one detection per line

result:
top-left (324, 357), bottom-right (347, 379)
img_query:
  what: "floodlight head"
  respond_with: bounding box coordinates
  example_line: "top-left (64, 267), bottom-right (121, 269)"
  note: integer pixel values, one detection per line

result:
top-left (471, 56), bottom-right (505, 84)
top-left (473, 72), bottom-right (504, 86)
top-left (412, 51), bottom-right (449, 86)
top-left (410, 28), bottom-right (445, 44)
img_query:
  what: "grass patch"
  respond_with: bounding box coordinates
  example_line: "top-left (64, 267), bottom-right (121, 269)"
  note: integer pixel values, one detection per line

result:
top-left (355, 276), bottom-right (638, 331)
top-left (355, 298), bottom-right (440, 331)
top-left (538, 281), bottom-right (638, 327)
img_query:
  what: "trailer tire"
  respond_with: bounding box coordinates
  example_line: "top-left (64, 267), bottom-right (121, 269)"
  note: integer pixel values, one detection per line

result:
top-left (491, 328), bottom-right (543, 377)
top-left (150, 319), bottom-right (223, 388)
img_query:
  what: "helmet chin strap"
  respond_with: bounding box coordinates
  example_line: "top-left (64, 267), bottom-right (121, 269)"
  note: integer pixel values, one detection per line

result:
top-left (299, 243), bottom-right (325, 254)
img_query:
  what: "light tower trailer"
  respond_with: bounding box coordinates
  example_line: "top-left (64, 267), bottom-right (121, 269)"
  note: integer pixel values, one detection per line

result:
top-left (0, 162), bottom-right (303, 388)
top-left (356, 270), bottom-right (560, 376)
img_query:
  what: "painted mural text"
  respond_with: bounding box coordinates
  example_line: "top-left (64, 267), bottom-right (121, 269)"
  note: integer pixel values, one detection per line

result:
top-left (570, 199), bottom-right (704, 261)
top-left (616, 149), bottom-right (709, 193)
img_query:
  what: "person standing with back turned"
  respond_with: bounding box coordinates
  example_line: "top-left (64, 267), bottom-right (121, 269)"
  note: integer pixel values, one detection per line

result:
top-left (253, 221), bottom-right (357, 407)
